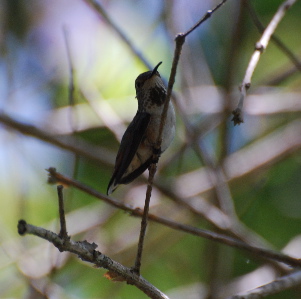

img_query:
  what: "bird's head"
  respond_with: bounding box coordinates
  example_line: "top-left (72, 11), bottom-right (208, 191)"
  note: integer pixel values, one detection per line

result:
top-left (135, 62), bottom-right (166, 110)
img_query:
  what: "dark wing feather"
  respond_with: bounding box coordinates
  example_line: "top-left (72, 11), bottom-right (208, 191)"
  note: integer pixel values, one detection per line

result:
top-left (119, 156), bottom-right (152, 184)
top-left (107, 112), bottom-right (151, 194)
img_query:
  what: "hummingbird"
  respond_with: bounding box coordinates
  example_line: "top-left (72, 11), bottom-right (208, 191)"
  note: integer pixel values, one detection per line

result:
top-left (107, 62), bottom-right (176, 195)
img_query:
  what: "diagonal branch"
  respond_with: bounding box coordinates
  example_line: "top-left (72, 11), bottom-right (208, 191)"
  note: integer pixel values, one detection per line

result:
top-left (228, 270), bottom-right (301, 299)
top-left (84, 0), bottom-right (151, 69)
top-left (245, 0), bottom-right (301, 74)
top-left (57, 185), bottom-right (69, 239)
top-left (132, 163), bottom-right (157, 275)
top-left (232, 0), bottom-right (296, 125)
top-left (17, 220), bottom-right (169, 299)
top-left (128, 0), bottom-right (231, 274)
top-left (182, 0), bottom-right (228, 38)
top-left (0, 113), bottom-right (114, 166)
top-left (157, 0), bottom-right (229, 150)
top-left (47, 168), bottom-right (301, 268)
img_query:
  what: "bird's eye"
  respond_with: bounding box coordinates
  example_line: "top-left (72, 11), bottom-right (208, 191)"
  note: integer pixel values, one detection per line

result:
top-left (136, 81), bottom-right (142, 88)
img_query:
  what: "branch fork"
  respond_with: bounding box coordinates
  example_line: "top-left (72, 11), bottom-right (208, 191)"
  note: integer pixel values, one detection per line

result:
top-left (17, 186), bottom-right (170, 299)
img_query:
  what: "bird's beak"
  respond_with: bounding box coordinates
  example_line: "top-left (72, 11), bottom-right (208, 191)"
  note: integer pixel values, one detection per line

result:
top-left (150, 61), bottom-right (162, 77)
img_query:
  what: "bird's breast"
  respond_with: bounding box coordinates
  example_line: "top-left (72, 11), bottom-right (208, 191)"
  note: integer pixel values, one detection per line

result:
top-left (144, 102), bottom-right (176, 152)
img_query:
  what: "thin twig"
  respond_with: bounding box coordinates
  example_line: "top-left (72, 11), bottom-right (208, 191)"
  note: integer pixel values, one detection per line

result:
top-left (57, 185), bottom-right (68, 239)
top-left (17, 220), bottom-right (169, 299)
top-left (46, 168), bottom-right (301, 268)
top-left (245, 0), bottom-right (301, 74)
top-left (130, 33), bottom-right (185, 275)
top-left (246, 0), bottom-right (301, 86)
top-left (157, 0), bottom-right (229, 149)
top-left (146, 215), bottom-right (301, 269)
top-left (156, 35), bottom-right (185, 151)
top-left (155, 0), bottom-right (230, 160)
top-left (132, 33), bottom-right (186, 274)
top-left (183, 0), bottom-right (228, 38)
top-left (133, 163), bottom-right (157, 274)
top-left (232, 0), bottom-right (296, 125)
top-left (228, 270), bottom-right (301, 299)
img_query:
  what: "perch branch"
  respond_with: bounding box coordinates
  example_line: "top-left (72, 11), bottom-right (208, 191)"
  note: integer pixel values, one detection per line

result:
top-left (133, 163), bottom-right (157, 274)
top-left (232, 0), bottom-right (296, 125)
top-left (132, 0), bottom-right (230, 274)
top-left (157, 0), bottom-right (229, 150)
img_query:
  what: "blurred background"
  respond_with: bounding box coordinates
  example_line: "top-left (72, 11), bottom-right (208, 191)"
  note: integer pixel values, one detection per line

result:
top-left (1, 0), bottom-right (301, 298)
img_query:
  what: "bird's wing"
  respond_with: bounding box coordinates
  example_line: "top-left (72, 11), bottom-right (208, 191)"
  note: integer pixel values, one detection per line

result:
top-left (107, 111), bottom-right (151, 194)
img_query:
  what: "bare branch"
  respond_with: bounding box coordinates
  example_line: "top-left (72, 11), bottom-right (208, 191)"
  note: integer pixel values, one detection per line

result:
top-left (245, 0), bottom-right (301, 74)
top-left (157, 0), bottom-right (229, 150)
top-left (183, 0), bottom-right (228, 37)
top-left (91, 0), bottom-right (230, 274)
top-left (83, 0), bottom-right (151, 69)
top-left (17, 220), bottom-right (169, 299)
top-left (228, 270), bottom-right (301, 299)
top-left (47, 168), bottom-right (301, 268)
top-left (148, 213), bottom-right (301, 269)
top-left (148, 5), bottom-right (231, 259)
top-left (133, 163), bottom-right (157, 275)
top-left (0, 113), bottom-right (114, 166)
top-left (232, 0), bottom-right (296, 125)
top-left (82, 0), bottom-right (228, 276)
top-left (57, 185), bottom-right (69, 240)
